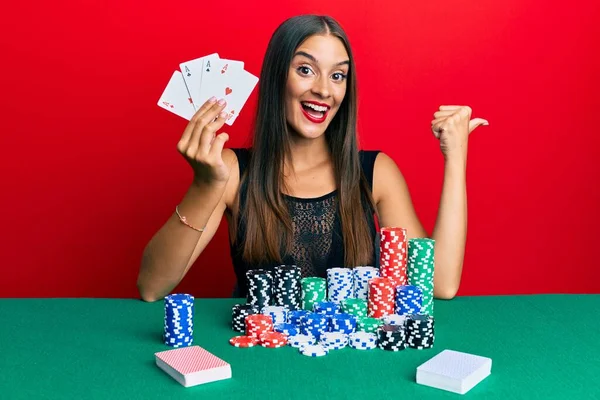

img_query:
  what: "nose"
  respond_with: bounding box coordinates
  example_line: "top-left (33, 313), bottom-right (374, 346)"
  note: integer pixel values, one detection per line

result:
top-left (311, 74), bottom-right (331, 99)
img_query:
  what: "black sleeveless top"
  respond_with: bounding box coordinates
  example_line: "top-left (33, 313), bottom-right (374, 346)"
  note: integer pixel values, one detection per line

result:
top-left (229, 148), bottom-right (381, 298)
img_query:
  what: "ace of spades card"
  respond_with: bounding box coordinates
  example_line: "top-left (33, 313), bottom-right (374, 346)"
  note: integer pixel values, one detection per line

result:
top-left (178, 52), bottom-right (219, 111)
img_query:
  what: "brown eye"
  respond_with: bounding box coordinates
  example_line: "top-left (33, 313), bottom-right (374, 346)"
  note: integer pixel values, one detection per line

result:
top-left (298, 66), bottom-right (312, 75)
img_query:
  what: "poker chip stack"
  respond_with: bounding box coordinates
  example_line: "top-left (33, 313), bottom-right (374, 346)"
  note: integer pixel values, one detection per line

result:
top-left (367, 277), bottom-right (396, 318)
top-left (229, 335), bottom-right (260, 348)
top-left (245, 314), bottom-right (274, 338)
top-left (299, 344), bottom-right (329, 357)
top-left (352, 266), bottom-right (380, 300)
top-left (163, 294), bottom-right (194, 348)
top-left (341, 298), bottom-right (368, 319)
top-left (229, 313), bottom-right (276, 348)
top-left (406, 314), bottom-right (435, 349)
top-left (259, 331), bottom-right (288, 348)
top-left (319, 332), bottom-right (348, 350)
top-left (228, 300), bottom-right (436, 354)
top-left (329, 313), bottom-right (357, 334)
top-left (313, 301), bottom-right (339, 315)
top-left (246, 269), bottom-right (273, 310)
top-left (395, 285), bottom-right (423, 315)
top-left (289, 309), bottom-right (310, 325)
top-left (273, 265), bottom-right (302, 311)
top-left (299, 312), bottom-right (329, 340)
top-left (261, 305), bottom-right (289, 325)
top-left (357, 317), bottom-right (383, 333)
top-left (379, 227), bottom-right (408, 286)
top-left (287, 334), bottom-right (317, 348)
top-left (326, 268), bottom-right (354, 304)
top-left (377, 324), bottom-right (407, 351)
top-left (382, 313), bottom-right (407, 327)
top-left (349, 332), bottom-right (377, 350)
top-left (274, 323), bottom-right (299, 337)
top-left (231, 303), bottom-right (259, 332)
top-left (301, 277), bottom-right (326, 311)
top-left (407, 238), bottom-right (435, 316)
top-left (228, 246), bottom-right (437, 354)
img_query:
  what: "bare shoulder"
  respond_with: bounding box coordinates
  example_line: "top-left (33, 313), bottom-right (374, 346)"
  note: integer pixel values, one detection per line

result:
top-left (372, 151), bottom-right (403, 205)
top-left (221, 148), bottom-right (241, 210)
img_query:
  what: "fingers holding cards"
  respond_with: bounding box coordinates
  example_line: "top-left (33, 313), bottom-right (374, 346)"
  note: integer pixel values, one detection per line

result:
top-left (197, 101), bottom-right (229, 157)
top-left (175, 98), bottom-right (232, 185)
top-left (178, 96), bottom-right (218, 148)
top-left (185, 99), bottom-right (228, 158)
top-left (159, 53), bottom-right (258, 127)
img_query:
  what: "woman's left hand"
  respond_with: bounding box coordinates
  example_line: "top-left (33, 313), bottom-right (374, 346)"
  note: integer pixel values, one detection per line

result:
top-left (431, 105), bottom-right (488, 161)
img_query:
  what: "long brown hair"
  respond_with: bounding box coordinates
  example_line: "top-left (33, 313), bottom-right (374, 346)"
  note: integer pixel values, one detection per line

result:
top-left (232, 14), bottom-right (377, 267)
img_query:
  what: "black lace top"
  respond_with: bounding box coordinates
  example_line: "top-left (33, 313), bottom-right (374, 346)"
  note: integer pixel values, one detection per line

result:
top-left (229, 148), bottom-right (381, 297)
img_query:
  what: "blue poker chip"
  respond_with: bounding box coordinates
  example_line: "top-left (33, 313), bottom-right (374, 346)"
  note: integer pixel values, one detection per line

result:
top-left (163, 293), bottom-right (194, 347)
top-left (274, 323), bottom-right (299, 337)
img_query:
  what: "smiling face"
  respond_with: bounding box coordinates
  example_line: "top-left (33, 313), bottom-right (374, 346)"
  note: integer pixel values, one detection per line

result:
top-left (284, 34), bottom-right (350, 140)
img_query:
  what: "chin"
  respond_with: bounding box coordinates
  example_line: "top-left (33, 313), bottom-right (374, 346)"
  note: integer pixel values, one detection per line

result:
top-left (288, 112), bottom-right (337, 140)
top-left (290, 122), bottom-right (328, 139)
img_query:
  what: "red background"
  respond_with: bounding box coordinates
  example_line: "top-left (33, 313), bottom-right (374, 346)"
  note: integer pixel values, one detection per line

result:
top-left (1, 0), bottom-right (599, 298)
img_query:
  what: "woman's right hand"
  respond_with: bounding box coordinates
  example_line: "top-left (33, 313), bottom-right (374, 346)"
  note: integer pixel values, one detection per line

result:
top-left (177, 97), bottom-right (231, 186)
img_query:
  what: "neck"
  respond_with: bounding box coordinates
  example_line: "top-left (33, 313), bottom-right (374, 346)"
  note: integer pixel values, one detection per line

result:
top-left (285, 134), bottom-right (330, 174)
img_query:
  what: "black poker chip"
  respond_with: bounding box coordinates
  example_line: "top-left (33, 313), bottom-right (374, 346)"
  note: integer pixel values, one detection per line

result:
top-left (246, 269), bottom-right (273, 310)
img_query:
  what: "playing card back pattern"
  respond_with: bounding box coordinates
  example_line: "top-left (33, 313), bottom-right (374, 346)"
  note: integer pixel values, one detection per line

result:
top-left (418, 349), bottom-right (491, 379)
top-left (155, 346), bottom-right (229, 374)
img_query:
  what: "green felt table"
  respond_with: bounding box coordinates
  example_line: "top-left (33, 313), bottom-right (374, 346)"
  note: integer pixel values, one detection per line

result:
top-left (1, 295), bottom-right (599, 399)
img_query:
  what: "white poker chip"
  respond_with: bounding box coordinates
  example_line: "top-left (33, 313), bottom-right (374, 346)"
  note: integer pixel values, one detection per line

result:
top-left (349, 332), bottom-right (377, 350)
top-left (321, 341), bottom-right (347, 350)
top-left (299, 344), bottom-right (328, 357)
top-left (319, 332), bottom-right (348, 350)
top-left (351, 342), bottom-right (377, 350)
top-left (349, 332), bottom-right (377, 342)
top-left (383, 314), bottom-right (407, 326)
top-left (288, 334), bottom-right (316, 348)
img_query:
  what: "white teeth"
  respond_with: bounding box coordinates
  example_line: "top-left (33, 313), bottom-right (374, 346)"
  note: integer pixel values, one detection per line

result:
top-left (302, 102), bottom-right (328, 112)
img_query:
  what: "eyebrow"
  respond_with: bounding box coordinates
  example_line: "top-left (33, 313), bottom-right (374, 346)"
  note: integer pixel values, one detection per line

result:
top-left (293, 51), bottom-right (349, 67)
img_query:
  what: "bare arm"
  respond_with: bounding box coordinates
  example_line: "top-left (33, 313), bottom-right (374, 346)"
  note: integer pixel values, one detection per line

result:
top-left (373, 152), bottom-right (465, 299)
top-left (137, 180), bottom-right (226, 302)
top-left (376, 105), bottom-right (488, 299)
top-left (138, 94), bottom-right (245, 301)
top-left (429, 157), bottom-right (467, 299)
top-left (136, 149), bottom-right (239, 302)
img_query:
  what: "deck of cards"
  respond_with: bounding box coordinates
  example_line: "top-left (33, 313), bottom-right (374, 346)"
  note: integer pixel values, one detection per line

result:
top-left (155, 345), bottom-right (231, 388)
top-left (416, 349), bottom-right (492, 394)
top-left (157, 53), bottom-right (259, 125)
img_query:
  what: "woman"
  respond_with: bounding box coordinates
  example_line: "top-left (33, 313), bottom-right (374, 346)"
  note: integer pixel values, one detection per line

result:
top-left (137, 15), bottom-right (488, 302)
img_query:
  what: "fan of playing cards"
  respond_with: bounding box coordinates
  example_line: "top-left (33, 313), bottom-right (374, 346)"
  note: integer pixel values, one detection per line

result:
top-left (157, 53), bottom-right (259, 126)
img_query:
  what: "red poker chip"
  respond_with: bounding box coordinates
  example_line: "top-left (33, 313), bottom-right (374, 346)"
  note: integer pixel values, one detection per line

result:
top-left (260, 341), bottom-right (286, 348)
top-left (259, 331), bottom-right (287, 343)
top-left (259, 331), bottom-right (288, 347)
top-left (229, 335), bottom-right (259, 348)
top-left (368, 277), bottom-right (396, 318)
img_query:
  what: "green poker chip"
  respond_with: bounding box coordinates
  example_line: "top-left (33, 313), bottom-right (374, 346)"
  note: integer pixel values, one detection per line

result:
top-left (301, 277), bottom-right (326, 311)
top-left (407, 238), bottom-right (435, 316)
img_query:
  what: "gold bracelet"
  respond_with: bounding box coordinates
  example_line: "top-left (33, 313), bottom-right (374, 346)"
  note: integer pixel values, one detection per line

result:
top-left (175, 205), bottom-right (206, 233)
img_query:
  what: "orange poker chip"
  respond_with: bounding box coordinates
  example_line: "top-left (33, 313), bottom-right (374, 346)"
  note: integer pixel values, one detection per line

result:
top-left (229, 335), bottom-right (259, 348)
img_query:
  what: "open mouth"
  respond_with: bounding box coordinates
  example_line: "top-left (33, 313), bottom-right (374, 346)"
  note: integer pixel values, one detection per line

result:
top-left (300, 102), bottom-right (329, 123)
